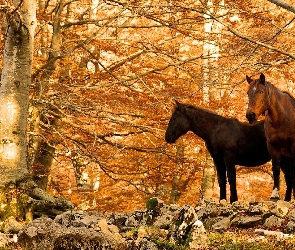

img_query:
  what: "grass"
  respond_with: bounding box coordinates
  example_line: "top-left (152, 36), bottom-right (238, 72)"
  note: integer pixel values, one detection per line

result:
top-left (208, 231), bottom-right (295, 250)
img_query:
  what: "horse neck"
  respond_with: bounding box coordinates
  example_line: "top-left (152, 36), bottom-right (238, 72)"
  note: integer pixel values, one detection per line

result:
top-left (267, 84), bottom-right (286, 124)
top-left (186, 107), bottom-right (219, 142)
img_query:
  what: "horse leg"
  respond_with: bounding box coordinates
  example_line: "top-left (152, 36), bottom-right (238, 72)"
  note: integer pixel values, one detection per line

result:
top-left (269, 153), bottom-right (281, 201)
top-left (292, 159), bottom-right (295, 200)
top-left (213, 157), bottom-right (226, 201)
top-left (293, 159), bottom-right (295, 200)
top-left (218, 170), bottom-right (226, 201)
top-left (227, 166), bottom-right (237, 203)
top-left (290, 151), bottom-right (295, 200)
top-left (281, 156), bottom-right (292, 201)
top-left (288, 144), bottom-right (295, 200)
top-left (224, 154), bottom-right (237, 203)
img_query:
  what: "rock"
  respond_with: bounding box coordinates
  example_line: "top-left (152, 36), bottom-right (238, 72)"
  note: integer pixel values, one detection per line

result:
top-left (52, 227), bottom-right (125, 250)
top-left (135, 226), bottom-right (148, 246)
top-left (212, 216), bottom-right (231, 232)
top-left (202, 217), bottom-right (221, 230)
top-left (219, 199), bottom-right (227, 206)
top-left (18, 215), bottom-right (129, 250)
top-left (3, 216), bottom-right (23, 233)
top-left (288, 208), bottom-right (295, 221)
top-left (54, 210), bottom-right (104, 228)
top-left (263, 215), bottom-right (282, 228)
top-left (195, 200), bottom-right (220, 219)
top-left (107, 212), bottom-right (129, 227)
top-left (11, 198), bottom-right (295, 249)
top-left (248, 202), bottom-right (269, 215)
top-left (272, 200), bottom-right (291, 218)
top-left (259, 201), bottom-right (277, 217)
top-left (137, 238), bottom-right (158, 250)
top-left (18, 217), bottom-right (63, 249)
top-left (232, 200), bottom-right (249, 212)
top-left (188, 220), bottom-right (209, 249)
top-left (231, 215), bottom-right (263, 227)
top-left (176, 205), bottom-right (199, 240)
top-left (247, 235), bottom-right (266, 243)
top-left (125, 210), bottom-right (144, 228)
top-left (95, 218), bottom-right (124, 245)
top-left (146, 197), bottom-right (164, 213)
top-left (125, 215), bottom-right (139, 227)
top-left (287, 220), bottom-right (295, 231)
top-left (255, 228), bottom-right (293, 241)
top-left (153, 204), bottom-right (179, 229)
top-left (0, 233), bottom-right (16, 247)
top-left (219, 204), bottom-right (235, 216)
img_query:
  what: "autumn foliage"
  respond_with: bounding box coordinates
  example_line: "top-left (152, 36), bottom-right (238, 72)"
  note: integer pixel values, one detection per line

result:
top-left (1, 0), bottom-right (295, 212)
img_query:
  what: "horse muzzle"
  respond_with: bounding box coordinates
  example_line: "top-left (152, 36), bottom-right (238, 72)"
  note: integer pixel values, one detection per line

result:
top-left (246, 111), bottom-right (257, 124)
top-left (165, 134), bottom-right (175, 143)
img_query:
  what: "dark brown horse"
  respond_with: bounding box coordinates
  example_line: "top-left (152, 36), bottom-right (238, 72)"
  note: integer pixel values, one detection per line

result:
top-left (246, 73), bottom-right (295, 201)
top-left (165, 101), bottom-right (274, 203)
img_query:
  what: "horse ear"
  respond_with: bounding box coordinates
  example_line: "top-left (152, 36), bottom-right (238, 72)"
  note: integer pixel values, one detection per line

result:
top-left (174, 100), bottom-right (181, 108)
top-left (246, 75), bottom-right (252, 84)
top-left (260, 73), bottom-right (266, 85)
top-left (174, 100), bottom-right (185, 112)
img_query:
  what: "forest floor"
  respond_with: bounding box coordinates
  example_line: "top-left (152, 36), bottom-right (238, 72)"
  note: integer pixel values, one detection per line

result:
top-left (207, 228), bottom-right (295, 250)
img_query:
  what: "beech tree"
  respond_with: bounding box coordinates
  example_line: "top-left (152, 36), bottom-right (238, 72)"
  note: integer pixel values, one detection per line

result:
top-left (1, 0), bottom-right (295, 214)
top-left (0, 0), bottom-right (37, 220)
top-left (0, 0), bottom-right (71, 220)
top-left (31, 0), bottom-right (295, 210)
top-left (0, 0), bottom-right (34, 181)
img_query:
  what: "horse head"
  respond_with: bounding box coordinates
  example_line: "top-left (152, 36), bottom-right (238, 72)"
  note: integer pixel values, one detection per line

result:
top-left (165, 101), bottom-right (190, 143)
top-left (246, 73), bottom-right (269, 124)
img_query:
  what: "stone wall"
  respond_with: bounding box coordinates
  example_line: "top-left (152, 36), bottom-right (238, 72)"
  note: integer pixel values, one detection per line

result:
top-left (6, 198), bottom-right (295, 249)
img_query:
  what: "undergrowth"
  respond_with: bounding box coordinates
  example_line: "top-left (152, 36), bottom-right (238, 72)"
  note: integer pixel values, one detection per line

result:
top-left (208, 232), bottom-right (295, 250)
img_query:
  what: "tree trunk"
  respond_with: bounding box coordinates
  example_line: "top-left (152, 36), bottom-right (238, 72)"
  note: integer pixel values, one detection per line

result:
top-left (0, 1), bottom-right (72, 221)
top-left (202, 0), bottom-right (225, 103)
top-left (201, 166), bottom-right (215, 199)
top-left (29, 0), bottom-right (65, 189)
top-left (0, 0), bottom-right (36, 221)
top-left (0, 0), bottom-right (36, 186)
top-left (201, 152), bottom-right (216, 199)
top-left (31, 141), bottom-right (55, 190)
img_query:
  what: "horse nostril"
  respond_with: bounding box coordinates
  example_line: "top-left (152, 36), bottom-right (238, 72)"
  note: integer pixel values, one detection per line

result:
top-left (165, 133), bottom-right (172, 143)
top-left (165, 134), bottom-right (169, 142)
top-left (246, 112), bottom-right (255, 123)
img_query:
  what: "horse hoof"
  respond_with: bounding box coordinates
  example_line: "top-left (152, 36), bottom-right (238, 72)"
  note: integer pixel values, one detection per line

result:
top-left (270, 188), bottom-right (280, 202)
top-left (270, 197), bottom-right (280, 202)
top-left (219, 199), bottom-right (227, 206)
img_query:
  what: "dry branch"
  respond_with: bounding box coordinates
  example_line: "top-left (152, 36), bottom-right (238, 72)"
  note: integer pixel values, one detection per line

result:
top-left (267, 0), bottom-right (295, 13)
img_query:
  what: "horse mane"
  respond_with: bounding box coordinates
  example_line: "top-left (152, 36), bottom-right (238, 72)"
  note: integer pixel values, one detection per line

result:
top-left (175, 102), bottom-right (233, 121)
top-left (267, 81), bottom-right (295, 106)
top-left (283, 91), bottom-right (295, 105)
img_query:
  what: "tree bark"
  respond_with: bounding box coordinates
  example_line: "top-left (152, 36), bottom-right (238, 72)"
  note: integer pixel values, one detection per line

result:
top-left (29, 0), bottom-right (65, 189)
top-left (0, 0), bottom-right (36, 186)
top-left (202, 0), bottom-right (225, 103)
top-left (201, 165), bottom-right (215, 199)
top-left (0, 1), bottom-right (72, 221)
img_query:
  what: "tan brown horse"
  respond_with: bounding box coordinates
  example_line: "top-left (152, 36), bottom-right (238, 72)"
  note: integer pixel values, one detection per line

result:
top-left (246, 73), bottom-right (295, 201)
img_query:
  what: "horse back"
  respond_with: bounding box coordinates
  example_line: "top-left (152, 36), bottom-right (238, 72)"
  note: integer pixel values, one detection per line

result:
top-left (235, 120), bottom-right (271, 166)
top-left (281, 91), bottom-right (295, 117)
top-left (205, 118), bottom-right (270, 166)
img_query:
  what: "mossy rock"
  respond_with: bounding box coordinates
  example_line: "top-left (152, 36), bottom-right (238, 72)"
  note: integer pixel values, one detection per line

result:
top-left (146, 197), bottom-right (162, 211)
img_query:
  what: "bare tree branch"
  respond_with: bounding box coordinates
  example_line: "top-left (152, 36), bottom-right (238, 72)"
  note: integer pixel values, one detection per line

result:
top-left (267, 0), bottom-right (295, 13)
top-left (206, 12), bottom-right (295, 60)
